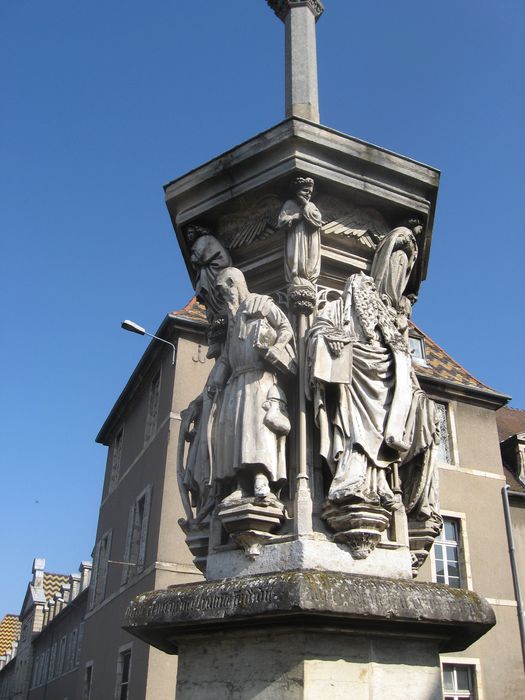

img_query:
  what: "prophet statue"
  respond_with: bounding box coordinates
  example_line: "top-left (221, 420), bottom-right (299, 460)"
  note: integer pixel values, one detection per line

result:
top-left (209, 267), bottom-right (296, 502)
top-left (306, 270), bottom-right (440, 530)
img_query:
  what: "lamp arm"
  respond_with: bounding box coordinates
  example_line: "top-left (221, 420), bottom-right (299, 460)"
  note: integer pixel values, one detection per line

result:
top-left (144, 332), bottom-right (176, 365)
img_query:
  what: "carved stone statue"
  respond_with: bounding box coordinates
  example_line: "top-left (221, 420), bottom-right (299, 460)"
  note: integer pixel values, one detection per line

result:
top-left (186, 224), bottom-right (232, 357)
top-left (306, 271), bottom-right (440, 559)
top-left (278, 177), bottom-right (322, 312)
top-left (210, 267), bottom-right (296, 502)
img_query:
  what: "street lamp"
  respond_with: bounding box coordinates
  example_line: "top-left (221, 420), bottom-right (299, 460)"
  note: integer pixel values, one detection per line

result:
top-left (121, 319), bottom-right (176, 365)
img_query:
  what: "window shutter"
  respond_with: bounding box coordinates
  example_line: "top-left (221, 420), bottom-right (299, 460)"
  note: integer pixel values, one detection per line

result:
top-left (88, 542), bottom-right (100, 610)
top-left (121, 505), bottom-right (135, 585)
top-left (138, 485), bottom-right (152, 572)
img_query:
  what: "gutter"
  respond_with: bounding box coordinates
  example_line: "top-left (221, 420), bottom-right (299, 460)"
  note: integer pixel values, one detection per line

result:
top-left (502, 485), bottom-right (525, 673)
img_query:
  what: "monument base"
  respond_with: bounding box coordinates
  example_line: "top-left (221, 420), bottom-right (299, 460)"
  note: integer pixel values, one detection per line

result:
top-left (124, 570), bottom-right (495, 699)
top-left (175, 629), bottom-right (442, 699)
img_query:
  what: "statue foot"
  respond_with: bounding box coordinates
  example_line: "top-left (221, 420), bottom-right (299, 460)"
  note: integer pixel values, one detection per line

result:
top-left (254, 473), bottom-right (270, 498)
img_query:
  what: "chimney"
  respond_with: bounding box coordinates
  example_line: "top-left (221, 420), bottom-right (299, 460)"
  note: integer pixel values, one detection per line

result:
top-left (32, 558), bottom-right (45, 588)
top-left (79, 561), bottom-right (93, 591)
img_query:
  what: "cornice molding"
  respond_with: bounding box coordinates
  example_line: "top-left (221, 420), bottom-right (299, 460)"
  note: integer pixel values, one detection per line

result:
top-left (267, 0), bottom-right (324, 22)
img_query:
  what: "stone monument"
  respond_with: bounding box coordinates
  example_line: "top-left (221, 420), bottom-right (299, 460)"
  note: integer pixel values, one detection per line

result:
top-left (124, 3), bottom-right (495, 698)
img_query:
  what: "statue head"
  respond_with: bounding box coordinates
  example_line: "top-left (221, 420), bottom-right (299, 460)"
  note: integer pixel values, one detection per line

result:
top-left (186, 224), bottom-right (212, 246)
top-left (291, 176), bottom-right (314, 203)
top-left (216, 267), bottom-right (249, 312)
top-left (401, 217), bottom-right (424, 237)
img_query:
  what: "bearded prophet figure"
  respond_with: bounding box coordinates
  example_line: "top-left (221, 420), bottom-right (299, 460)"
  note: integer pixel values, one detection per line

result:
top-left (278, 177), bottom-right (323, 288)
top-left (209, 267), bottom-right (296, 501)
top-left (306, 272), bottom-right (440, 526)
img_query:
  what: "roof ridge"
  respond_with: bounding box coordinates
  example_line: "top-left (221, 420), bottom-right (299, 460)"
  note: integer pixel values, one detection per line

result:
top-left (501, 405), bottom-right (525, 414)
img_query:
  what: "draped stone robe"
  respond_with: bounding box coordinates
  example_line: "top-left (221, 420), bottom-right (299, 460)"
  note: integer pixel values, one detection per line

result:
top-left (213, 294), bottom-right (295, 486)
top-left (306, 273), bottom-right (440, 521)
top-left (278, 198), bottom-right (323, 285)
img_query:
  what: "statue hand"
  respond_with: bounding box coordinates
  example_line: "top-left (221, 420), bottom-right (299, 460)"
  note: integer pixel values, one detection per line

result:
top-left (207, 383), bottom-right (221, 398)
top-left (327, 339), bottom-right (344, 357)
top-left (264, 346), bottom-right (282, 366)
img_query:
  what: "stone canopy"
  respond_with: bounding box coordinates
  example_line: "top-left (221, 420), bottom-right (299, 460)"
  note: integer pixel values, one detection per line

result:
top-left (165, 117), bottom-right (439, 297)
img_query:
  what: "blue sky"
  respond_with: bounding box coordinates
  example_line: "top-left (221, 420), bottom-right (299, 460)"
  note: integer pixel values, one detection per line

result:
top-left (1, 1), bottom-right (523, 618)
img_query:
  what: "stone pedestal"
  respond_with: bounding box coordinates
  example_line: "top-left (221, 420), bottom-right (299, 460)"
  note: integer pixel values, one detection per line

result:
top-left (124, 570), bottom-right (495, 700)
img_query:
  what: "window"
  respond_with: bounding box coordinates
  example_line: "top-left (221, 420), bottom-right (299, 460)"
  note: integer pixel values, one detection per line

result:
top-left (121, 486), bottom-right (152, 584)
top-left (41, 649), bottom-right (49, 685)
top-left (58, 635), bottom-right (67, 675)
top-left (435, 401), bottom-right (453, 464)
top-left (83, 662), bottom-right (93, 700)
top-left (409, 334), bottom-right (426, 362)
top-left (435, 517), bottom-right (461, 588)
top-left (49, 642), bottom-right (57, 679)
top-left (442, 663), bottom-right (477, 699)
top-left (31, 655), bottom-right (40, 688)
top-left (115, 646), bottom-right (132, 700)
top-left (75, 623), bottom-right (84, 666)
top-left (89, 530), bottom-right (113, 608)
top-left (68, 628), bottom-right (78, 670)
top-left (144, 371), bottom-right (161, 444)
top-left (109, 428), bottom-right (124, 492)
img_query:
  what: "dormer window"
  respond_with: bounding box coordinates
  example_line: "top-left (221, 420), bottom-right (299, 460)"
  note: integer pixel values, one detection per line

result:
top-left (408, 333), bottom-right (426, 364)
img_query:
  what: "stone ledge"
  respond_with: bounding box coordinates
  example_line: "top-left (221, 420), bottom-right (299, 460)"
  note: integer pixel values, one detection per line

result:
top-left (123, 570), bottom-right (494, 654)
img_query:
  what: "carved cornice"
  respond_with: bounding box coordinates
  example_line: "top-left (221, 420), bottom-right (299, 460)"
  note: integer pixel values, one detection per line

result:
top-left (267, 0), bottom-right (324, 22)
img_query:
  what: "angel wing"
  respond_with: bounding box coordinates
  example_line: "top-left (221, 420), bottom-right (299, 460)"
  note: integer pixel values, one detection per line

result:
top-left (319, 196), bottom-right (389, 249)
top-left (217, 194), bottom-right (282, 249)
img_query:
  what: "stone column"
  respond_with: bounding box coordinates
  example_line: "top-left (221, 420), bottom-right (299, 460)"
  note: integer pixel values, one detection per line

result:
top-left (268, 1), bottom-right (324, 122)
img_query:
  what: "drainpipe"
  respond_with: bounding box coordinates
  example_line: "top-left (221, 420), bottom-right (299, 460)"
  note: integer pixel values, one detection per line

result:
top-left (502, 485), bottom-right (525, 672)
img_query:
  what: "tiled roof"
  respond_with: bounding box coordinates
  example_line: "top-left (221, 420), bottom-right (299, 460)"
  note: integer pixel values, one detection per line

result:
top-left (496, 406), bottom-right (525, 442)
top-left (170, 297), bottom-right (207, 324)
top-left (411, 322), bottom-right (498, 393)
top-left (43, 573), bottom-right (69, 602)
top-left (0, 615), bottom-right (20, 656)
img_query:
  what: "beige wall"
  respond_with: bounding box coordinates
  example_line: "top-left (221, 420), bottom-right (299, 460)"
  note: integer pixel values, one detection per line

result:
top-left (80, 323), bottom-right (209, 700)
top-left (415, 395), bottom-right (525, 699)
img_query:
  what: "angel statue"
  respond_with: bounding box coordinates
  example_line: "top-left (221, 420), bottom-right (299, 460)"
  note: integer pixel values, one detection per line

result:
top-left (186, 224), bottom-right (232, 357)
top-left (277, 176), bottom-right (323, 297)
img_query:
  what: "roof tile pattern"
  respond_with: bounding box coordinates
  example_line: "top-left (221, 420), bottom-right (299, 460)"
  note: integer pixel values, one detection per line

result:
top-left (412, 323), bottom-right (496, 393)
top-left (0, 615), bottom-right (21, 655)
top-left (170, 298), bottom-right (207, 324)
top-left (43, 573), bottom-right (69, 602)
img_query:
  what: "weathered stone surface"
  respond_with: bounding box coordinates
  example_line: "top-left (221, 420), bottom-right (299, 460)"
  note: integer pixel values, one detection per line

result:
top-left (124, 569), bottom-right (495, 655)
top-left (205, 534), bottom-right (412, 580)
top-left (165, 118), bottom-right (439, 298)
top-left (175, 630), bottom-right (442, 699)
